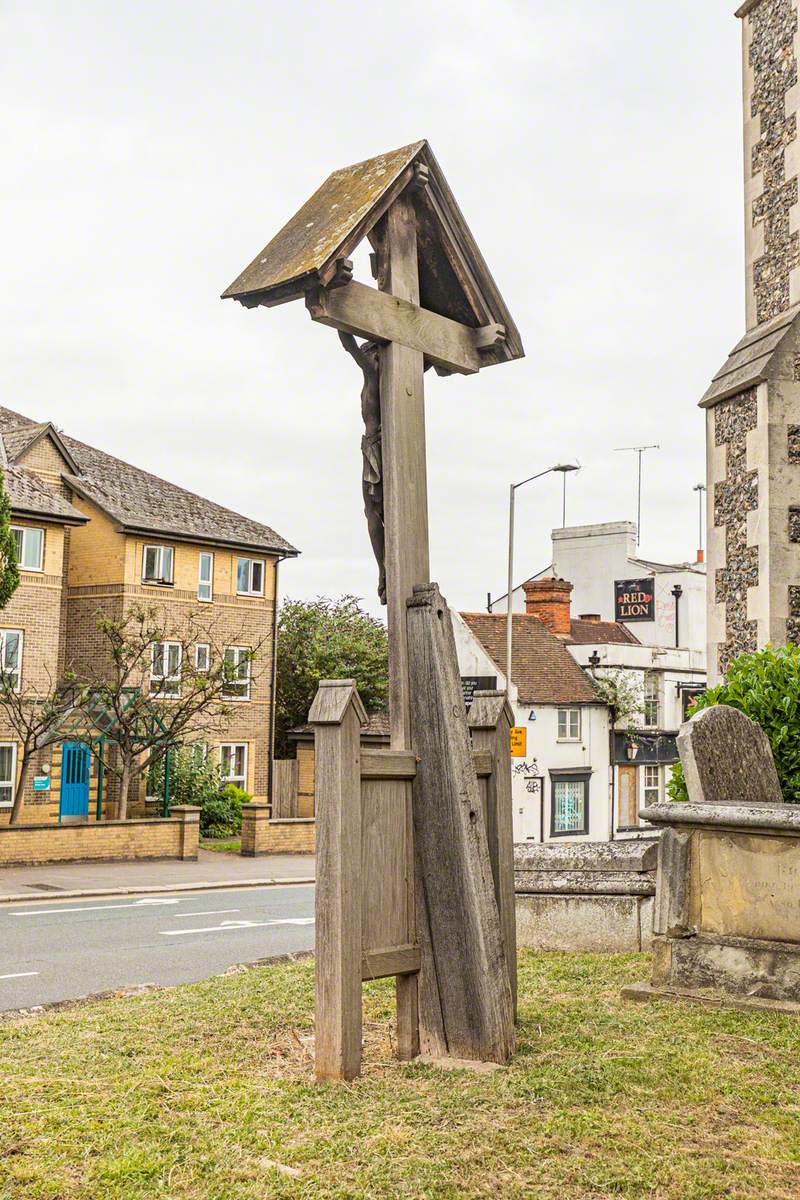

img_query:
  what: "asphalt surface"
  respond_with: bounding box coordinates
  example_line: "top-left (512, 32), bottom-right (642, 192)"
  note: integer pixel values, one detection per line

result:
top-left (0, 883), bottom-right (314, 1012)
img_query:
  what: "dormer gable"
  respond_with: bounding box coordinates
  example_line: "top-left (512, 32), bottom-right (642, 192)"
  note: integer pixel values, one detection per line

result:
top-left (3, 422), bottom-right (80, 481)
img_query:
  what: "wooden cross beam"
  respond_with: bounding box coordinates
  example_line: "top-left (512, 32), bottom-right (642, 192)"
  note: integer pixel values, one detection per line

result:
top-left (306, 278), bottom-right (506, 376)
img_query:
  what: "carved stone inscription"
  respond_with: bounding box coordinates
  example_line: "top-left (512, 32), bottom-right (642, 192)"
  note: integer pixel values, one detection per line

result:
top-left (698, 831), bottom-right (800, 943)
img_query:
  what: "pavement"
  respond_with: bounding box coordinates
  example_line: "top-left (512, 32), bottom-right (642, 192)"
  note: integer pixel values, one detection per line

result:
top-left (0, 849), bottom-right (315, 903)
top-left (0, 882), bottom-right (315, 1012)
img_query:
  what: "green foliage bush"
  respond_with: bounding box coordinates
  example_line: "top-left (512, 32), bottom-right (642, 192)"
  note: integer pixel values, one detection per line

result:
top-left (149, 746), bottom-right (248, 837)
top-left (275, 595), bottom-right (388, 756)
top-left (200, 784), bottom-right (249, 839)
top-left (667, 643), bottom-right (800, 804)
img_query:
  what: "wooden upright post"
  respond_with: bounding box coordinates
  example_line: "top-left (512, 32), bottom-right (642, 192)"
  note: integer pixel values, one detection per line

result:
top-left (373, 191), bottom-right (428, 1060)
top-left (373, 193), bottom-right (430, 749)
top-left (468, 690), bottom-right (518, 1018)
top-left (309, 680), bottom-right (367, 1081)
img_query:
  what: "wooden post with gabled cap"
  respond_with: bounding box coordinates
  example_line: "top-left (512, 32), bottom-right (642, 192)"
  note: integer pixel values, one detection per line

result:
top-left (224, 141), bottom-right (523, 1074)
top-left (308, 679), bottom-right (367, 1081)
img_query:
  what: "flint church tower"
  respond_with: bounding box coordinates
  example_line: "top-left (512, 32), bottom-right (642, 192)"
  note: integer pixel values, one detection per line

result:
top-left (703, 0), bottom-right (800, 681)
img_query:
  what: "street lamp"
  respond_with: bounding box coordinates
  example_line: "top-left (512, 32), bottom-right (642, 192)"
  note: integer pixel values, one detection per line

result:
top-left (693, 483), bottom-right (706, 562)
top-left (505, 463), bottom-right (580, 688)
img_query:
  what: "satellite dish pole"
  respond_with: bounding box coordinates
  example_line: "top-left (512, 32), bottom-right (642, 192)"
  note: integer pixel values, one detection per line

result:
top-left (614, 444), bottom-right (660, 547)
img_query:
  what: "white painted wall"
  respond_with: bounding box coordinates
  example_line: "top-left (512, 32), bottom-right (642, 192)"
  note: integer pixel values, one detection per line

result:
top-left (490, 521), bottom-right (707, 658)
top-left (451, 610), bottom-right (612, 845)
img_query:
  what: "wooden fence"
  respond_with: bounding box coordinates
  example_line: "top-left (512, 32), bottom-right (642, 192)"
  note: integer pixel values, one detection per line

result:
top-left (272, 759), bottom-right (299, 818)
top-left (309, 679), bottom-right (515, 1080)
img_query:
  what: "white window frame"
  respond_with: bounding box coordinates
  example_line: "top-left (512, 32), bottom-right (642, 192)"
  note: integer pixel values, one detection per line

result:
top-left (219, 742), bottom-right (248, 789)
top-left (643, 763), bottom-right (661, 807)
top-left (142, 544), bottom-right (174, 585)
top-left (222, 646), bottom-right (251, 700)
top-left (11, 525), bottom-right (44, 572)
top-left (195, 643), bottom-right (210, 672)
top-left (0, 629), bottom-right (23, 692)
top-left (643, 673), bottom-right (660, 729)
top-left (236, 557), bottom-right (265, 596)
top-left (150, 640), bottom-right (182, 698)
top-left (198, 552), bottom-right (214, 602)
top-left (557, 707), bottom-right (581, 742)
top-left (0, 742), bottom-right (17, 808)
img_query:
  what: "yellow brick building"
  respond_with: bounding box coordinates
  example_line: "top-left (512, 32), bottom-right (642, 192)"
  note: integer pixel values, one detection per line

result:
top-left (0, 407), bottom-right (297, 825)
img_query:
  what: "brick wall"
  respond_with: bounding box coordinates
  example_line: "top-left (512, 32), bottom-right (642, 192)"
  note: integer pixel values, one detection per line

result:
top-left (0, 807), bottom-right (199, 866)
top-left (241, 804), bottom-right (315, 855)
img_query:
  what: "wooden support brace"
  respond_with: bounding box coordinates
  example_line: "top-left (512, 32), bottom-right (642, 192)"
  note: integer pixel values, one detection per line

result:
top-left (468, 690), bottom-right (518, 1018)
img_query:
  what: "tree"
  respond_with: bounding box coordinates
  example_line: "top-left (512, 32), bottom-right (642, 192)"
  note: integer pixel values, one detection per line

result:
top-left (275, 595), bottom-right (388, 756)
top-left (0, 669), bottom-right (71, 825)
top-left (0, 469), bottom-right (20, 610)
top-left (70, 604), bottom-right (267, 820)
top-left (588, 667), bottom-right (644, 734)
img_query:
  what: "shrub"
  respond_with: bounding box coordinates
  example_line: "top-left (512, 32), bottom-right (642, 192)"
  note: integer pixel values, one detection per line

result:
top-left (200, 784), bottom-right (249, 839)
top-left (148, 745), bottom-right (222, 810)
top-left (667, 643), bottom-right (800, 804)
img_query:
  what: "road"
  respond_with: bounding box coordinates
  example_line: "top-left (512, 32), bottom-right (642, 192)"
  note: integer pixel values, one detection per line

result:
top-left (0, 883), bottom-right (314, 1012)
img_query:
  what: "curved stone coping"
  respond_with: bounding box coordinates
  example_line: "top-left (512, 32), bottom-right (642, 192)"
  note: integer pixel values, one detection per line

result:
top-left (640, 801), bottom-right (800, 832)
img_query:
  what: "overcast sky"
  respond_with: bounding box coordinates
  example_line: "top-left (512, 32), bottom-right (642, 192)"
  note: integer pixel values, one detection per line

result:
top-left (2, 1), bottom-right (743, 617)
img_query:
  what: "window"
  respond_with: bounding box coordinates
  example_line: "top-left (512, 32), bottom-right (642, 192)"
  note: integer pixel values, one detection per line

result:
top-left (142, 544), bottom-right (174, 585)
top-left (198, 552), bottom-right (214, 602)
top-left (195, 643), bottom-right (210, 672)
top-left (223, 646), bottom-right (251, 699)
top-left (220, 743), bottom-right (247, 788)
top-left (550, 773), bottom-right (590, 837)
top-left (11, 526), bottom-right (43, 571)
top-left (643, 764), bottom-right (661, 807)
top-left (0, 630), bottom-right (22, 691)
top-left (643, 673), bottom-right (660, 728)
top-left (151, 641), bottom-right (182, 697)
top-left (0, 743), bottom-right (16, 807)
top-left (557, 708), bottom-right (581, 741)
top-left (236, 557), bottom-right (264, 596)
top-left (190, 741), bottom-right (208, 766)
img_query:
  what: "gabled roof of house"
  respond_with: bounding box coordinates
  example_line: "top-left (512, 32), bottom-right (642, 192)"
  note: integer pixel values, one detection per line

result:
top-left (569, 618), bottom-right (639, 646)
top-left (2, 465), bottom-right (88, 525)
top-left (0, 406), bottom-right (297, 555)
top-left (460, 612), bottom-right (600, 706)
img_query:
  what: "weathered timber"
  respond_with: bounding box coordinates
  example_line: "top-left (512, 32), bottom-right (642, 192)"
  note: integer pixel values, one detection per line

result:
top-left (360, 750), bottom-right (418, 780)
top-left (677, 704), bottom-right (783, 807)
top-left (361, 944), bottom-right (421, 980)
top-left (309, 681), bottom-right (366, 1081)
top-left (307, 280), bottom-right (499, 375)
top-left (407, 583), bottom-right (515, 1063)
top-left (468, 690), bottom-right (517, 1016)
top-left (372, 192), bottom-right (428, 1060)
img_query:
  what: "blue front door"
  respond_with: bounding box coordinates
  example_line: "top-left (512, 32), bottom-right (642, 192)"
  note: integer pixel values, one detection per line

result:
top-left (60, 742), bottom-right (90, 820)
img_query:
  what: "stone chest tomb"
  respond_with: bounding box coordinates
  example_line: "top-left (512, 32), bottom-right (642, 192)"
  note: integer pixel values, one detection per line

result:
top-left (624, 705), bottom-right (800, 1012)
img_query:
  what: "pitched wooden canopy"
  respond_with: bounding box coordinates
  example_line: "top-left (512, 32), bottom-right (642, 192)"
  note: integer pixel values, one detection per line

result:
top-left (222, 140), bottom-right (523, 367)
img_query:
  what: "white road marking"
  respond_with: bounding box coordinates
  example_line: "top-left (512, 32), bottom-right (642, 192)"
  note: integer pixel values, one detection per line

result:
top-left (12, 899), bottom-right (181, 917)
top-left (0, 971), bottom-right (39, 980)
top-left (168, 909), bottom-right (240, 918)
top-left (160, 917), bottom-right (314, 937)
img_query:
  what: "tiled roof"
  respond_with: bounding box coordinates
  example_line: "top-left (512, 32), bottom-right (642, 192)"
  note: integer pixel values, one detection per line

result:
top-left (569, 618), bottom-right (640, 646)
top-left (460, 612), bottom-right (600, 706)
top-left (3, 466), bottom-right (87, 524)
top-left (0, 406), bottom-right (297, 555)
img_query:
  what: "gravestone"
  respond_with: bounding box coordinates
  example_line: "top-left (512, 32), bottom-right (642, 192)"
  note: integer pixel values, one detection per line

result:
top-left (623, 704), bottom-right (800, 1013)
top-left (678, 704), bottom-right (783, 807)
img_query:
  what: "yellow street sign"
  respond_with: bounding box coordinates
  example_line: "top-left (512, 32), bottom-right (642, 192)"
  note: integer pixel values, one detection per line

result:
top-left (510, 726), bottom-right (527, 757)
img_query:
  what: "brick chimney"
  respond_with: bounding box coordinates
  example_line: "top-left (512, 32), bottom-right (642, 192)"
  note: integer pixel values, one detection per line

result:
top-left (522, 577), bottom-right (573, 636)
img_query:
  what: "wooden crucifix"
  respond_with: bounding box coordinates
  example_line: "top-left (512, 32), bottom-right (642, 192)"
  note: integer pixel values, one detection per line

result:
top-left (224, 140), bottom-right (524, 1072)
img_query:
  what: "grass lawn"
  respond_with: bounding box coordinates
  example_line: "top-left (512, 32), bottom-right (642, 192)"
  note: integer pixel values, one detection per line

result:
top-left (199, 837), bottom-right (242, 854)
top-left (1, 952), bottom-right (800, 1199)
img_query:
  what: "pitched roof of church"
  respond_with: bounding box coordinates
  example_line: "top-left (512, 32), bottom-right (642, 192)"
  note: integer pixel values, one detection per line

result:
top-left (0, 405), bottom-right (298, 555)
top-left (700, 302), bottom-right (800, 408)
top-left (460, 612), bottom-right (601, 706)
